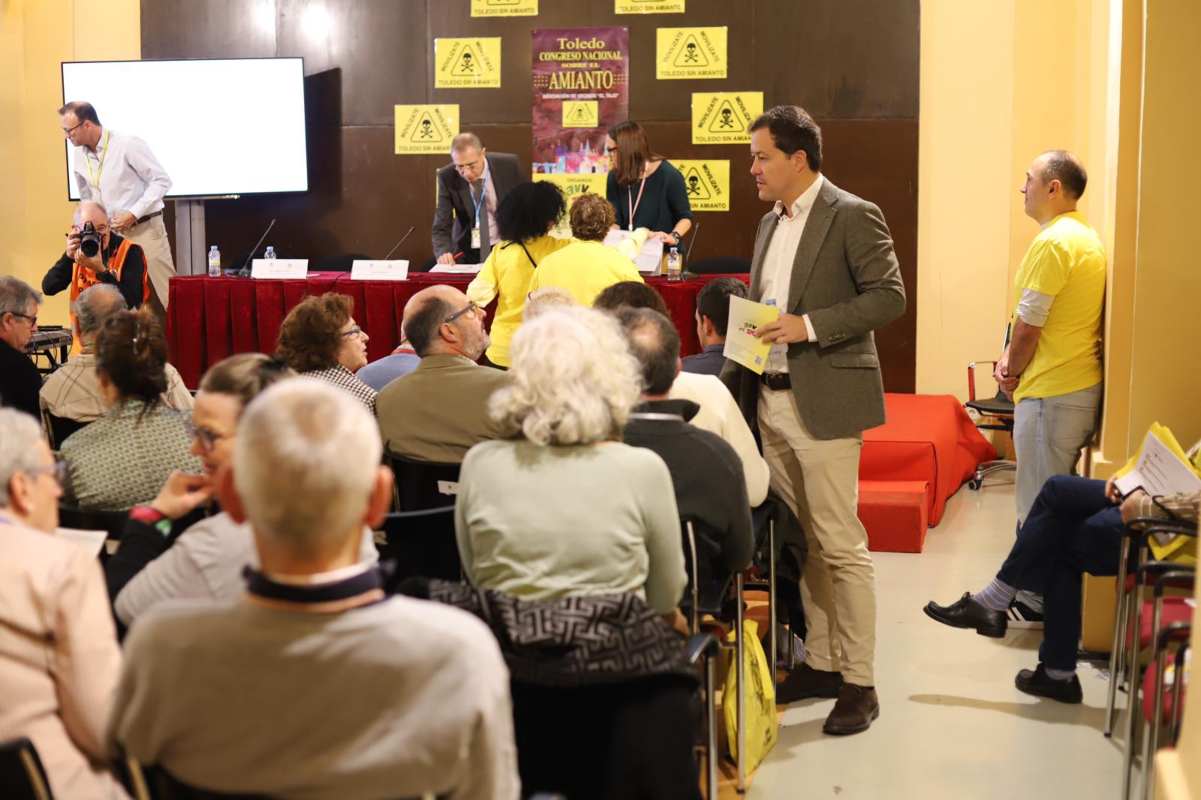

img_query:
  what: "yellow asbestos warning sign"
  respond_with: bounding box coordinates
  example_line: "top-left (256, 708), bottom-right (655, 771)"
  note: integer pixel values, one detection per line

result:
top-left (562, 101), bottom-right (599, 129)
top-left (435, 38), bottom-right (502, 88)
top-left (532, 173), bottom-right (609, 237)
top-left (691, 92), bottom-right (763, 144)
top-left (673, 159), bottom-right (729, 211)
top-left (394, 105), bottom-right (459, 155)
top-left (471, 0), bottom-right (538, 16)
top-left (616, 0), bottom-right (685, 13)
top-left (656, 27), bottom-right (727, 80)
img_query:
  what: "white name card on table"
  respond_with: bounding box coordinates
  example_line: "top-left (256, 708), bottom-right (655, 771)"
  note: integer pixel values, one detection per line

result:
top-left (429, 263), bottom-right (483, 274)
top-left (251, 259), bottom-right (309, 279)
top-left (351, 259), bottom-right (410, 280)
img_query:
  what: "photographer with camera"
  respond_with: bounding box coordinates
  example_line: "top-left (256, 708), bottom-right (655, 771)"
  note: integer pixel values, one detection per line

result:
top-left (43, 201), bottom-right (150, 325)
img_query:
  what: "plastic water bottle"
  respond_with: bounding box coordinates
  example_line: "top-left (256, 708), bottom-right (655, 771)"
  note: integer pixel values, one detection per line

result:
top-left (264, 246), bottom-right (277, 260)
top-left (207, 245), bottom-right (222, 277)
top-left (666, 246), bottom-right (682, 281)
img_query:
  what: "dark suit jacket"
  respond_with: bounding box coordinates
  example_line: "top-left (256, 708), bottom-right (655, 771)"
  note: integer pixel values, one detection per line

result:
top-left (431, 152), bottom-right (523, 258)
top-left (722, 178), bottom-right (906, 440)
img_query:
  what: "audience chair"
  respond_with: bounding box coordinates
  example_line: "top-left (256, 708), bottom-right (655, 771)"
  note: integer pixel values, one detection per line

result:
top-left (57, 506), bottom-right (129, 548)
top-left (964, 359), bottom-right (1015, 489)
top-left (683, 520), bottom-right (748, 794)
top-left (0, 738), bottom-right (53, 800)
top-left (378, 505), bottom-right (462, 582)
top-left (136, 762), bottom-right (446, 799)
top-left (1136, 612), bottom-right (1193, 799)
top-left (40, 409), bottom-right (87, 451)
top-left (387, 451), bottom-right (462, 512)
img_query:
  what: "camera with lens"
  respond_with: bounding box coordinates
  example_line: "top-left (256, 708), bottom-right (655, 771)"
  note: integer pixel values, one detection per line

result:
top-left (79, 221), bottom-right (103, 258)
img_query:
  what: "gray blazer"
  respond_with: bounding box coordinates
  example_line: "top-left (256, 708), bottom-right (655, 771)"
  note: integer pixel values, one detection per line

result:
top-left (723, 178), bottom-right (906, 440)
top-left (431, 152), bottom-right (523, 258)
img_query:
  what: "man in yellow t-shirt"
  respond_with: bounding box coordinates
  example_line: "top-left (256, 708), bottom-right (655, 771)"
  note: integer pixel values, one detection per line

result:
top-left (994, 151), bottom-right (1106, 620)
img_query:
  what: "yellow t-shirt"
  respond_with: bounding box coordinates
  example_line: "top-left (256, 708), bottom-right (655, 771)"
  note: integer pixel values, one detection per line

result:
top-left (528, 240), bottom-right (644, 307)
top-left (467, 235), bottom-right (573, 367)
top-left (1012, 211), bottom-right (1106, 402)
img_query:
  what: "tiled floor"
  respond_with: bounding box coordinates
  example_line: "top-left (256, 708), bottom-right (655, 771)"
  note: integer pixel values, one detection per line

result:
top-left (744, 481), bottom-right (1128, 799)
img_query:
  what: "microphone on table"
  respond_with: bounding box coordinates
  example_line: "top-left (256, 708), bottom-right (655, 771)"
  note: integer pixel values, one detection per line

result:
top-left (382, 226), bottom-right (415, 260)
top-left (236, 218), bottom-right (277, 277)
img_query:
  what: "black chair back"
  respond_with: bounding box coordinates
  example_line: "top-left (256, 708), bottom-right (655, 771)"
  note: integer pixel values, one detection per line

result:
top-left (139, 763), bottom-right (445, 799)
top-left (686, 256), bottom-right (751, 275)
top-left (378, 506), bottom-right (461, 581)
top-left (42, 412), bottom-right (87, 450)
top-left (387, 451), bottom-right (462, 511)
top-left (0, 738), bottom-right (54, 800)
top-left (58, 507), bottom-right (128, 540)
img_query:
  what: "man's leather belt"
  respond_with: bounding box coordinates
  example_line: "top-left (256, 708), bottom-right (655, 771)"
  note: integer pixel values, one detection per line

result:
top-left (760, 372), bottom-right (791, 391)
top-left (135, 210), bottom-right (163, 225)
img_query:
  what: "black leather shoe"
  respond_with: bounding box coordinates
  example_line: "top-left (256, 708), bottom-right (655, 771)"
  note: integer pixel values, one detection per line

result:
top-left (1015, 664), bottom-right (1083, 704)
top-left (823, 684), bottom-right (880, 735)
top-left (775, 663), bottom-right (844, 704)
top-left (923, 592), bottom-right (1007, 638)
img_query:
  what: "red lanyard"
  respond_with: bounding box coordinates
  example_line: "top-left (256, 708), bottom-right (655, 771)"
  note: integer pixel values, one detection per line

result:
top-left (627, 177), bottom-right (647, 232)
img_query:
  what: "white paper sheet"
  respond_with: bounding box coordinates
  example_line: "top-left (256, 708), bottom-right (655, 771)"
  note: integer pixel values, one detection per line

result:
top-left (1114, 429), bottom-right (1201, 498)
top-left (428, 263), bottom-right (483, 274)
top-left (603, 230), bottom-right (664, 274)
top-left (56, 527), bottom-right (108, 558)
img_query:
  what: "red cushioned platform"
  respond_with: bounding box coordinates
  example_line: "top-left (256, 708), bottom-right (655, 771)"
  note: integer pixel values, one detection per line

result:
top-left (861, 394), bottom-right (998, 527)
top-left (858, 480), bottom-right (930, 553)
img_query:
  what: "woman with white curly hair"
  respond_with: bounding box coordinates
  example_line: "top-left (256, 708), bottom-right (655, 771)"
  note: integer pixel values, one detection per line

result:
top-left (453, 306), bottom-right (687, 615)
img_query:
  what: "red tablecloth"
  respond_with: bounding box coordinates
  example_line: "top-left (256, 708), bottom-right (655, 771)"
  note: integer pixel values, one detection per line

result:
top-left (166, 272), bottom-right (748, 389)
top-left (860, 393), bottom-right (998, 526)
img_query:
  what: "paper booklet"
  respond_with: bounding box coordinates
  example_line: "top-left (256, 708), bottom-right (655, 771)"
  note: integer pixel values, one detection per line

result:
top-left (722, 295), bottom-right (780, 375)
top-left (603, 228), bottom-right (663, 274)
top-left (1112, 422), bottom-right (1201, 561)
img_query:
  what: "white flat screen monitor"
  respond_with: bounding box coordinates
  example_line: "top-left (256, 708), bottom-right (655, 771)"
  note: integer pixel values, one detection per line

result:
top-left (62, 58), bottom-right (309, 199)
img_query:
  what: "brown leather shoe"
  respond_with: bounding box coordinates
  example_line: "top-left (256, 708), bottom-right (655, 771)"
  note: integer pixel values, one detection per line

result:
top-left (822, 684), bottom-right (879, 735)
top-left (775, 663), bottom-right (844, 704)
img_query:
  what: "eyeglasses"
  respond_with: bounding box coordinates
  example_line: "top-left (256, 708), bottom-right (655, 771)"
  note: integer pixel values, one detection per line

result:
top-left (29, 459), bottom-right (68, 485)
top-left (444, 301), bottom-right (480, 324)
top-left (341, 324), bottom-right (365, 339)
top-left (454, 159), bottom-right (482, 173)
top-left (6, 311), bottom-right (37, 327)
top-left (185, 420), bottom-right (231, 452)
top-left (62, 120), bottom-right (85, 135)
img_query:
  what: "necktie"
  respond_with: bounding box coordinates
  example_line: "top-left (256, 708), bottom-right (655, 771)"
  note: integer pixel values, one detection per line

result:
top-left (471, 179), bottom-right (491, 262)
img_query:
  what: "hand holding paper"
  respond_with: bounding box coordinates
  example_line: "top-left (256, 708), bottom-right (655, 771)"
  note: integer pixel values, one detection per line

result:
top-left (723, 295), bottom-right (780, 374)
top-left (755, 312), bottom-right (810, 345)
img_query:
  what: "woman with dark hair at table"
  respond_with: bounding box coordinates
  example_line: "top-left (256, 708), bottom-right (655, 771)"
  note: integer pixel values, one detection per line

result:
top-left (467, 181), bottom-right (572, 368)
top-left (605, 120), bottom-right (693, 246)
top-left (275, 293), bottom-right (376, 412)
top-left (528, 194), bottom-right (643, 307)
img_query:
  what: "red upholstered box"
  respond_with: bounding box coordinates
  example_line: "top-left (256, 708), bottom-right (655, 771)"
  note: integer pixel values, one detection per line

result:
top-left (858, 480), bottom-right (930, 553)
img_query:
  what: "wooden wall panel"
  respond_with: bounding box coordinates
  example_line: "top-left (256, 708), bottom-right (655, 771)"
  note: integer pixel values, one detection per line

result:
top-left (141, 0), bottom-right (920, 389)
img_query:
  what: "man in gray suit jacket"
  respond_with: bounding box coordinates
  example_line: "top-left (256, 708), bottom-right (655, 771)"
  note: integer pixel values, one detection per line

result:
top-left (431, 133), bottom-right (522, 266)
top-left (723, 106), bottom-right (906, 735)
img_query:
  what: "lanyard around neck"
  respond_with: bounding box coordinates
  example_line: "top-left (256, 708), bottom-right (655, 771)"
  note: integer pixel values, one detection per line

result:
top-left (472, 173), bottom-right (489, 226)
top-left (627, 176), bottom-right (648, 232)
top-left (86, 129), bottom-right (110, 189)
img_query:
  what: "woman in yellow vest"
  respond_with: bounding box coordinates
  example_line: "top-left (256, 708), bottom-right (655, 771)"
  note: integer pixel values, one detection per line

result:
top-left (43, 202), bottom-right (151, 353)
top-left (467, 182), bottom-right (572, 368)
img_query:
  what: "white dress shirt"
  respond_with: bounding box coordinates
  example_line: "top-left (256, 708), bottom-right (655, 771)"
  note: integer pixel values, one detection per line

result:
top-left (758, 174), bottom-right (824, 373)
top-left (72, 128), bottom-right (172, 220)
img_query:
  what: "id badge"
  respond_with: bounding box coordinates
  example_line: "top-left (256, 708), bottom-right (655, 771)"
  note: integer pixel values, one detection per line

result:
top-left (471, 226), bottom-right (481, 250)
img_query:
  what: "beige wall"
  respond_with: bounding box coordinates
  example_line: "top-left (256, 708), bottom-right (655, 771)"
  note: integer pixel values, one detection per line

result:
top-left (1, 0), bottom-right (140, 327)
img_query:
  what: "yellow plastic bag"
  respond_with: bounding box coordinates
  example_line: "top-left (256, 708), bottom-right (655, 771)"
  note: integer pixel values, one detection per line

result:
top-left (722, 618), bottom-right (778, 774)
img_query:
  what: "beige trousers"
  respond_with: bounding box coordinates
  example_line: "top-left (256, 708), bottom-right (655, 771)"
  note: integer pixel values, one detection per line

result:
top-left (758, 386), bottom-right (876, 686)
top-left (122, 214), bottom-right (176, 308)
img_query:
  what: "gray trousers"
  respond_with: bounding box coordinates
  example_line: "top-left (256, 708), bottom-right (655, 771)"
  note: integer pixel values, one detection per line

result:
top-left (1013, 382), bottom-right (1103, 525)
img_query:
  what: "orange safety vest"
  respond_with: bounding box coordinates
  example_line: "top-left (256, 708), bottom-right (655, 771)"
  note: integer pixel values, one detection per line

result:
top-left (68, 239), bottom-right (150, 353)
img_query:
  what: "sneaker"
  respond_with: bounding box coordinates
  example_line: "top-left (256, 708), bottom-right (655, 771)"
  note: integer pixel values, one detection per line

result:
top-left (1007, 598), bottom-right (1045, 629)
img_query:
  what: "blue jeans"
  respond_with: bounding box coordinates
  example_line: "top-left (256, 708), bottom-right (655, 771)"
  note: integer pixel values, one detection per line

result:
top-left (996, 475), bottom-right (1122, 671)
top-left (1013, 383), bottom-right (1102, 524)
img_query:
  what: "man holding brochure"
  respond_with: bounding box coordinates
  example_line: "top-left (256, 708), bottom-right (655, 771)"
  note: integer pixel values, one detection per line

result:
top-left (722, 105), bottom-right (906, 735)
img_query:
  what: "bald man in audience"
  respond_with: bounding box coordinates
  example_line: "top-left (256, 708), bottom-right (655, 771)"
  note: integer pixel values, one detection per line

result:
top-left (40, 284), bottom-right (191, 434)
top-left (0, 409), bottom-right (126, 799)
top-left (376, 285), bottom-right (508, 463)
top-left (108, 379), bottom-right (519, 798)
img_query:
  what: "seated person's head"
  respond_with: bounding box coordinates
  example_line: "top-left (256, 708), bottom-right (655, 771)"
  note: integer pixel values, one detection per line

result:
top-left (593, 280), bottom-right (669, 316)
top-left (568, 193), bottom-right (615, 242)
top-left (95, 307), bottom-right (168, 409)
top-left (0, 276), bottom-right (42, 352)
top-left (402, 285), bottom-right (489, 360)
top-left (275, 293), bottom-right (368, 374)
top-left (220, 379), bottom-right (392, 573)
top-left (694, 277), bottom-right (747, 346)
top-left (191, 354), bottom-right (296, 479)
top-left (617, 307), bottom-right (681, 398)
top-left (0, 409), bottom-right (62, 532)
top-left (73, 283), bottom-right (126, 345)
top-left (523, 286), bottom-right (576, 321)
top-left (491, 307), bottom-right (640, 445)
top-left (498, 181), bottom-right (566, 244)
